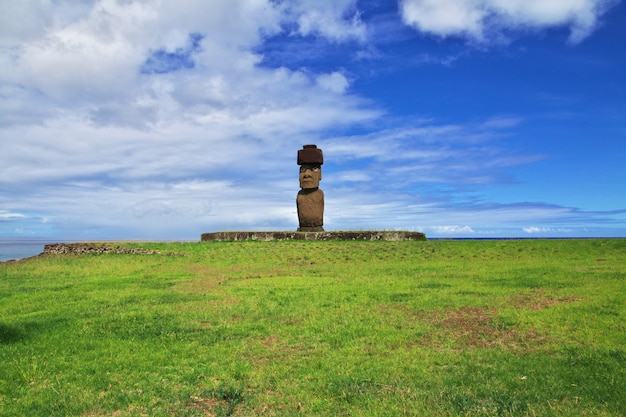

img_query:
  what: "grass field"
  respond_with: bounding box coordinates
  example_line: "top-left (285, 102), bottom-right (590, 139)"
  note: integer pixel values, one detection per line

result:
top-left (1, 239), bottom-right (624, 416)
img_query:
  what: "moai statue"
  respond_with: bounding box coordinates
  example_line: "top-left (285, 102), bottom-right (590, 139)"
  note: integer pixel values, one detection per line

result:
top-left (297, 144), bottom-right (324, 232)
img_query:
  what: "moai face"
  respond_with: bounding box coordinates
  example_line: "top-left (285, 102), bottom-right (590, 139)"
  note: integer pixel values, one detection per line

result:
top-left (299, 164), bottom-right (322, 189)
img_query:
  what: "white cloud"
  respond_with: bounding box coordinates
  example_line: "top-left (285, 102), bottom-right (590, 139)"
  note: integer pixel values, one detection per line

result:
top-left (322, 118), bottom-right (540, 189)
top-left (430, 225), bottom-right (476, 234)
top-left (0, 0), bottom-right (282, 104)
top-left (0, 211), bottom-right (25, 220)
top-left (523, 226), bottom-right (574, 234)
top-left (0, 0), bottom-right (375, 126)
top-left (316, 72), bottom-right (350, 93)
top-left (285, 0), bottom-right (366, 42)
top-left (399, 0), bottom-right (619, 43)
top-left (401, 0), bottom-right (486, 40)
top-left (6, 0), bottom-right (155, 101)
top-left (0, 0), bottom-right (96, 46)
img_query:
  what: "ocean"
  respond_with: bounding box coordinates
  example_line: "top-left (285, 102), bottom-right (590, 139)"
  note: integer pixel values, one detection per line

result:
top-left (0, 239), bottom-right (57, 262)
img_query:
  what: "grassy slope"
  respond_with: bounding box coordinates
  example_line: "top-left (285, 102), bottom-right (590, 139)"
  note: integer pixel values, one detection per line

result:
top-left (0, 239), bottom-right (625, 416)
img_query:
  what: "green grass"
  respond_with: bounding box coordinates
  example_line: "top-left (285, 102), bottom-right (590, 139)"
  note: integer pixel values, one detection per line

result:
top-left (1, 239), bottom-right (625, 416)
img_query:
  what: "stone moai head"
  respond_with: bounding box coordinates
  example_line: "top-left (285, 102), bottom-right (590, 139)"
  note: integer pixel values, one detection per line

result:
top-left (297, 144), bottom-right (323, 189)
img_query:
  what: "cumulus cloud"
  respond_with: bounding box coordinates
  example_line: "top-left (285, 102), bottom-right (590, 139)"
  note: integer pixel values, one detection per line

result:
top-left (0, 0), bottom-right (381, 237)
top-left (283, 0), bottom-right (366, 41)
top-left (0, 0), bottom-right (375, 128)
top-left (399, 0), bottom-right (619, 43)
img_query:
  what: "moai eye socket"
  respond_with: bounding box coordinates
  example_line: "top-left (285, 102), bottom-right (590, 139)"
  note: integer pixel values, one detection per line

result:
top-left (299, 165), bottom-right (321, 172)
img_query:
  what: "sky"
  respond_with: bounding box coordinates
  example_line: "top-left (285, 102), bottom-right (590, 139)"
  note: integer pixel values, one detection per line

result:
top-left (1, 0), bottom-right (625, 240)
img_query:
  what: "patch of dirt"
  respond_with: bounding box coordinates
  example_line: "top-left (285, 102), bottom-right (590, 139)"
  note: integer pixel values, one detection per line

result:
top-left (81, 405), bottom-right (148, 417)
top-left (245, 335), bottom-right (321, 366)
top-left (378, 290), bottom-right (581, 351)
top-left (420, 307), bottom-right (545, 350)
top-left (258, 335), bottom-right (283, 348)
top-left (509, 289), bottom-right (583, 311)
top-left (187, 396), bottom-right (223, 415)
top-left (186, 264), bottom-right (218, 276)
top-left (174, 265), bottom-right (233, 294)
top-left (175, 277), bottom-right (221, 294)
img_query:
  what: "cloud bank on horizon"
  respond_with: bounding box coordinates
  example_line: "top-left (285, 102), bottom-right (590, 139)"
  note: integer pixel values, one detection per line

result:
top-left (1, 0), bottom-right (624, 239)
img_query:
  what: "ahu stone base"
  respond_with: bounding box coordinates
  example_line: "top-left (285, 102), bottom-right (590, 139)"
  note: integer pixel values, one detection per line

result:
top-left (201, 231), bottom-right (426, 241)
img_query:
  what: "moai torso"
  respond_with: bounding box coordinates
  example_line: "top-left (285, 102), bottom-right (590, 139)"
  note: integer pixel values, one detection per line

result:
top-left (297, 188), bottom-right (324, 230)
top-left (297, 145), bottom-right (324, 232)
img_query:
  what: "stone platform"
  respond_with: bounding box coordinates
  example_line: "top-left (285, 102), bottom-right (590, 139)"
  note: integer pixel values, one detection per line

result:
top-left (201, 231), bottom-right (426, 242)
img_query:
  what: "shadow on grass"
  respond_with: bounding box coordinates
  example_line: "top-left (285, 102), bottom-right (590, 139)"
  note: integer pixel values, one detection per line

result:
top-left (0, 323), bottom-right (26, 344)
top-left (445, 389), bottom-right (531, 416)
top-left (1, 318), bottom-right (70, 344)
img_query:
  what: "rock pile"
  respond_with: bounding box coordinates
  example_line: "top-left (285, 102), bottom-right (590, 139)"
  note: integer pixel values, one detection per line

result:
top-left (43, 243), bottom-right (185, 256)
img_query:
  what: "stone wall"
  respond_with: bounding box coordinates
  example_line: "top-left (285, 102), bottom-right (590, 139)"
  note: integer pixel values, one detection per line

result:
top-left (43, 243), bottom-right (185, 256)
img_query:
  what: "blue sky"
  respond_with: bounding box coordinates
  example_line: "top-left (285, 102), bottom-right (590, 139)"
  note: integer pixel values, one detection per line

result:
top-left (1, 0), bottom-right (624, 240)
